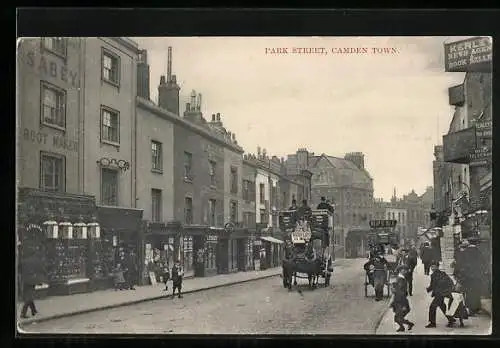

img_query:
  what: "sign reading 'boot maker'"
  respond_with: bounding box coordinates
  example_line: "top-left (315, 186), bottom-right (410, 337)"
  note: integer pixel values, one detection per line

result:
top-left (22, 128), bottom-right (78, 152)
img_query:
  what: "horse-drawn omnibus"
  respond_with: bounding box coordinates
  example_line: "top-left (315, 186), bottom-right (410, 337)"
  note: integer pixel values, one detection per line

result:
top-left (364, 219), bottom-right (400, 298)
top-left (279, 209), bottom-right (334, 290)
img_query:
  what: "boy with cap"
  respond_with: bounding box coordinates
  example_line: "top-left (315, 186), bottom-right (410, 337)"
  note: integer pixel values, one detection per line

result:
top-left (390, 265), bottom-right (415, 332)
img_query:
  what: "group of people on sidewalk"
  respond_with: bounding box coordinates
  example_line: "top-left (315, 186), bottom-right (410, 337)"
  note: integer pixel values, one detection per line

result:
top-left (387, 239), bottom-right (475, 332)
top-left (112, 250), bottom-right (139, 291)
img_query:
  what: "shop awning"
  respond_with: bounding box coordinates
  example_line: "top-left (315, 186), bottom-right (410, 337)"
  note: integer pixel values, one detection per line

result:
top-left (260, 236), bottom-right (284, 244)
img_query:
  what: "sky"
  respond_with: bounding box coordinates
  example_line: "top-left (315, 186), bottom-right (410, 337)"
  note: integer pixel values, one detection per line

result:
top-left (135, 36), bottom-right (470, 201)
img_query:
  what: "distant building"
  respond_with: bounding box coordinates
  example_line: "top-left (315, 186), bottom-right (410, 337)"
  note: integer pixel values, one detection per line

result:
top-left (285, 149), bottom-right (373, 258)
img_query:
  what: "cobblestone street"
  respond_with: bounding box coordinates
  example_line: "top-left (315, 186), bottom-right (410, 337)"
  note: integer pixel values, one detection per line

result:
top-left (21, 259), bottom-right (389, 334)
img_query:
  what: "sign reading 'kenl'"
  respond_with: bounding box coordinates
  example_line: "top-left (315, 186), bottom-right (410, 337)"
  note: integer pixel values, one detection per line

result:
top-left (444, 37), bottom-right (492, 72)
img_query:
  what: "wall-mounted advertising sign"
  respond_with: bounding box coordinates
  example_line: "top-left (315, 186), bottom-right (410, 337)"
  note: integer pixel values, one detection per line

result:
top-left (475, 120), bottom-right (492, 139)
top-left (444, 37), bottom-right (492, 72)
top-left (469, 147), bottom-right (492, 167)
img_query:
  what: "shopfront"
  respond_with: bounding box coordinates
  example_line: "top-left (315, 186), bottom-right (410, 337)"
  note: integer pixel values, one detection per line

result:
top-left (182, 225), bottom-right (220, 278)
top-left (143, 222), bottom-right (179, 285)
top-left (17, 188), bottom-right (108, 296)
top-left (97, 205), bottom-right (143, 288)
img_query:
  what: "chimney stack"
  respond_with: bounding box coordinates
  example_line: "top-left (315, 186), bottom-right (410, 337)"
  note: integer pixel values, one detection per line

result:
top-left (196, 93), bottom-right (202, 111)
top-left (216, 113), bottom-right (221, 121)
top-left (158, 47), bottom-right (180, 115)
top-left (212, 114), bottom-right (216, 122)
top-left (137, 49), bottom-right (151, 99)
top-left (167, 46), bottom-right (172, 83)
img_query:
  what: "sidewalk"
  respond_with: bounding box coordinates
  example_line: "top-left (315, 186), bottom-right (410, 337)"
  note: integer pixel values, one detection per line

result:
top-left (376, 261), bottom-right (492, 335)
top-left (18, 267), bottom-right (282, 326)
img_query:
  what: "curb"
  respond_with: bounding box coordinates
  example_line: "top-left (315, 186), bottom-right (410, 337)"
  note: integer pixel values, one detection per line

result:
top-left (19, 272), bottom-right (281, 327)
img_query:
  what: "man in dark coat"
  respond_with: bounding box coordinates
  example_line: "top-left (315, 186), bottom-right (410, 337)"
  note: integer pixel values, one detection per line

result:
top-left (390, 265), bottom-right (415, 332)
top-left (289, 199), bottom-right (298, 210)
top-left (364, 252), bottom-right (388, 301)
top-left (297, 200), bottom-right (312, 221)
top-left (455, 240), bottom-right (482, 315)
top-left (396, 248), bottom-right (417, 296)
top-left (171, 261), bottom-right (184, 299)
top-left (425, 261), bottom-right (456, 328)
top-left (20, 255), bottom-right (43, 318)
top-left (420, 242), bottom-right (433, 276)
top-left (125, 250), bottom-right (138, 290)
top-left (317, 197), bottom-right (330, 210)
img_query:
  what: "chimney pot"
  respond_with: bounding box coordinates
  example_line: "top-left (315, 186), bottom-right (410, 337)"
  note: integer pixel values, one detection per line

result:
top-left (212, 114), bottom-right (216, 121)
top-left (216, 113), bottom-right (221, 121)
top-left (186, 103), bottom-right (191, 112)
top-left (172, 75), bottom-right (177, 84)
top-left (160, 75), bottom-right (166, 84)
top-left (232, 134), bottom-right (236, 140)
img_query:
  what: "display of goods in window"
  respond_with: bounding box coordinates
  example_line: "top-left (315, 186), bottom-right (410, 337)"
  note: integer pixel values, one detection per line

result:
top-left (46, 239), bottom-right (88, 281)
top-left (89, 240), bottom-right (114, 279)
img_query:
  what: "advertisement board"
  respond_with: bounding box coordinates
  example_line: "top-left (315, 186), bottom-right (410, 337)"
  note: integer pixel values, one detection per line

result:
top-left (469, 147), bottom-right (492, 167)
top-left (444, 37), bottom-right (492, 72)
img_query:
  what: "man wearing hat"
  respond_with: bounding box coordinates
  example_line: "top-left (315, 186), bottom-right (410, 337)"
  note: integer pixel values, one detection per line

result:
top-left (363, 251), bottom-right (388, 301)
top-left (317, 196), bottom-right (330, 210)
top-left (455, 239), bottom-right (482, 315)
top-left (420, 242), bottom-right (433, 276)
top-left (396, 248), bottom-right (417, 296)
top-left (425, 261), bottom-right (455, 328)
top-left (390, 265), bottom-right (415, 332)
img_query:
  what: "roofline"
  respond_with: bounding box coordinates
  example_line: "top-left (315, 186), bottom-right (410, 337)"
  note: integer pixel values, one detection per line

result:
top-left (110, 37), bottom-right (140, 54)
top-left (137, 97), bottom-right (244, 154)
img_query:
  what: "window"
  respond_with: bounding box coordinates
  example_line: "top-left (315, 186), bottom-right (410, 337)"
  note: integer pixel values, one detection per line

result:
top-left (102, 49), bottom-right (120, 85)
top-left (208, 199), bottom-right (216, 226)
top-left (101, 168), bottom-right (118, 206)
top-left (41, 82), bottom-right (66, 128)
top-left (101, 107), bottom-right (120, 143)
top-left (271, 186), bottom-right (278, 207)
top-left (398, 212), bottom-right (401, 222)
top-left (151, 141), bottom-right (162, 171)
top-left (230, 201), bottom-right (238, 223)
top-left (151, 189), bottom-right (162, 222)
top-left (242, 180), bottom-right (250, 201)
top-left (260, 209), bottom-right (267, 224)
top-left (230, 167), bottom-right (238, 194)
top-left (208, 160), bottom-right (216, 186)
top-left (243, 212), bottom-right (255, 228)
top-left (259, 183), bottom-right (265, 204)
top-left (184, 152), bottom-right (192, 181)
top-left (402, 213), bottom-right (405, 224)
top-left (40, 153), bottom-right (65, 192)
top-left (184, 197), bottom-right (193, 225)
top-left (42, 37), bottom-right (67, 58)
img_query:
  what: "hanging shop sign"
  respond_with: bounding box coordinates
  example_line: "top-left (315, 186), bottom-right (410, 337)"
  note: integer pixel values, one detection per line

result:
top-left (444, 37), bottom-right (492, 73)
top-left (469, 147), bottom-right (492, 167)
top-left (97, 157), bottom-right (131, 172)
top-left (224, 222), bottom-right (235, 233)
top-left (475, 120), bottom-right (492, 139)
top-left (206, 235), bottom-right (218, 243)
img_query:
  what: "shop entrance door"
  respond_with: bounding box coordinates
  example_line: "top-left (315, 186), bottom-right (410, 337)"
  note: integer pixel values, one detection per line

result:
top-left (217, 239), bottom-right (229, 274)
top-left (237, 239), bottom-right (246, 271)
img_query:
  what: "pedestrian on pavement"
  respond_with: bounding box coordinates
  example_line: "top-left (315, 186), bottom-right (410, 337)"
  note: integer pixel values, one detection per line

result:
top-left (456, 239), bottom-right (482, 315)
top-left (445, 276), bottom-right (468, 327)
top-left (396, 248), bottom-right (417, 296)
top-left (19, 254), bottom-right (43, 319)
top-left (161, 261), bottom-right (170, 292)
top-left (425, 261), bottom-right (456, 328)
top-left (364, 252), bottom-right (388, 301)
top-left (289, 199), bottom-right (298, 210)
top-left (420, 242), bottom-right (433, 276)
top-left (390, 265), bottom-right (415, 332)
top-left (125, 250), bottom-right (138, 290)
top-left (113, 263), bottom-right (127, 290)
top-left (171, 260), bottom-right (184, 299)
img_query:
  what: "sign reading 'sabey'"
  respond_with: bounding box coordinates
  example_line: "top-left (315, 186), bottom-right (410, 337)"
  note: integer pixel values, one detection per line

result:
top-left (444, 36), bottom-right (492, 72)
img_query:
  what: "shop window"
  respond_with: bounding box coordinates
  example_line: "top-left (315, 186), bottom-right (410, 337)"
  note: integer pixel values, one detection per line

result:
top-left (182, 236), bottom-right (193, 275)
top-left (208, 160), bottom-right (216, 186)
top-left (151, 141), bottom-right (163, 171)
top-left (260, 183), bottom-right (265, 203)
top-left (42, 37), bottom-right (67, 58)
top-left (205, 242), bottom-right (216, 270)
top-left (184, 197), bottom-right (193, 225)
top-left (101, 106), bottom-right (120, 144)
top-left (208, 199), bottom-right (216, 226)
top-left (151, 189), bottom-right (162, 222)
top-left (184, 152), bottom-right (193, 181)
top-left (41, 81), bottom-right (66, 129)
top-left (230, 167), bottom-right (238, 194)
top-left (101, 168), bottom-right (118, 206)
top-left (40, 152), bottom-right (65, 192)
top-left (102, 48), bottom-right (120, 85)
